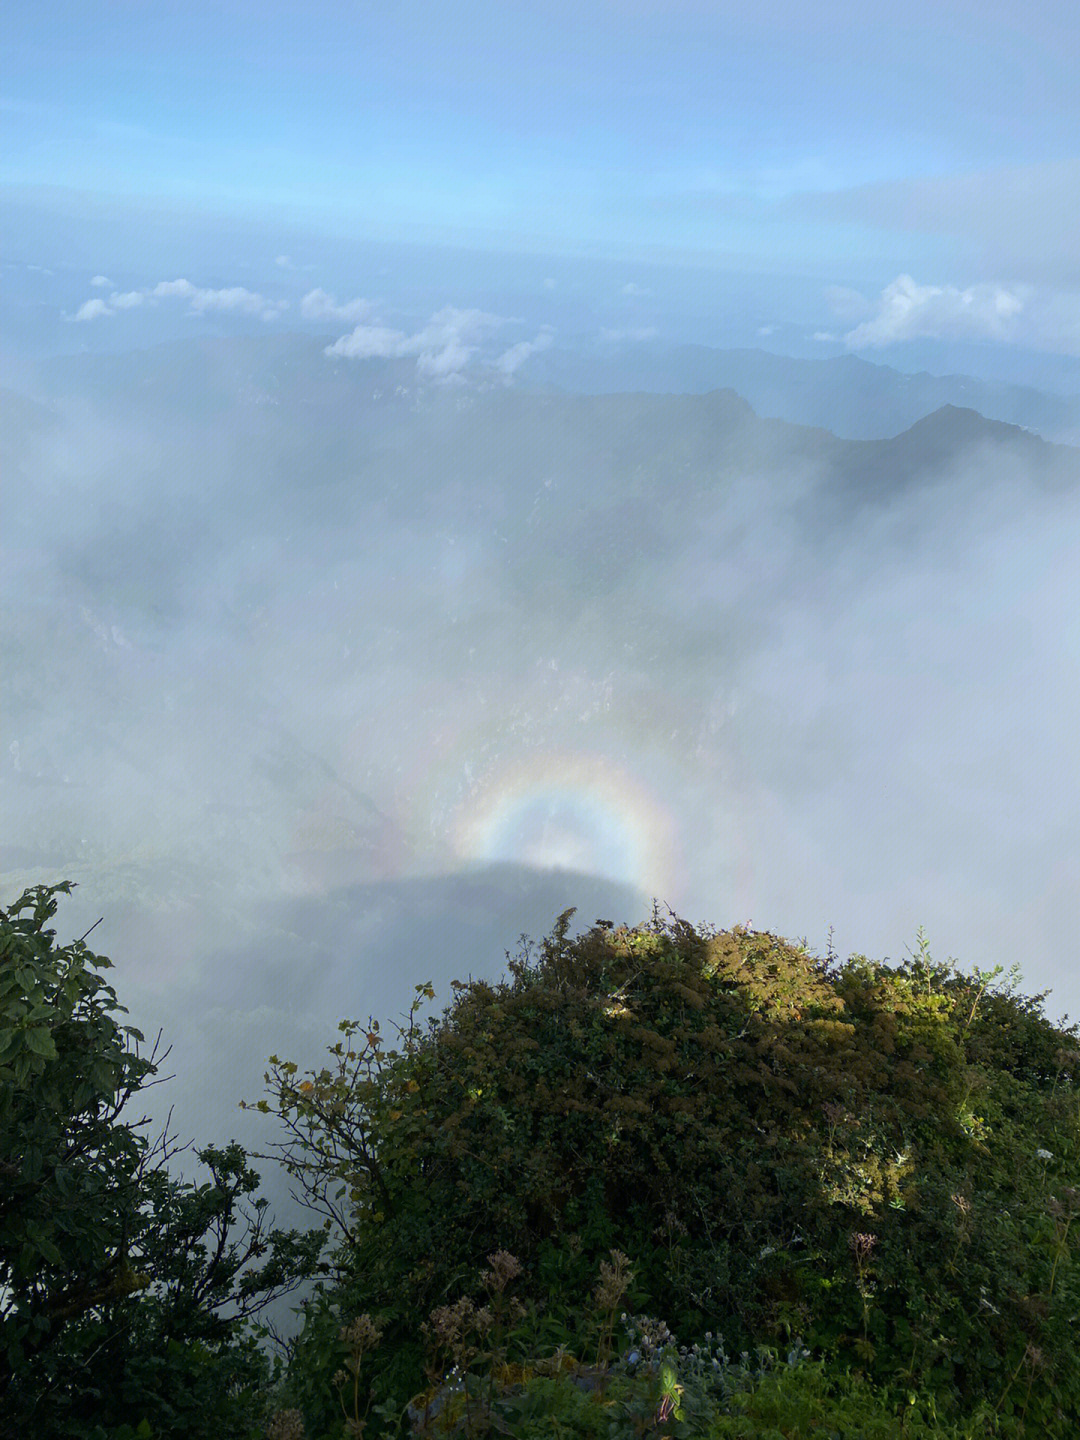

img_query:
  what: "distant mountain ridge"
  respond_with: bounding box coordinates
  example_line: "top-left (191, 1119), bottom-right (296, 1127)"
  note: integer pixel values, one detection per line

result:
top-left (512, 341), bottom-right (1080, 445)
top-left (27, 331), bottom-right (1080, 446)
top-left (9, 346), bottom-right (1079, 547)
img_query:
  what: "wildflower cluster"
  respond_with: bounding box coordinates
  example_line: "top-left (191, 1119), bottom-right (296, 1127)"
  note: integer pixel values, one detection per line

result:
top-left (617, 1312), bottom-right (675, 1372)
top-left (617, 1313), bottom-right (811, 1400)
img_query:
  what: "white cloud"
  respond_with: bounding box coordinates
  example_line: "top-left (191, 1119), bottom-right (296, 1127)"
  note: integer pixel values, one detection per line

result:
top-left (494, 326), bottom-right (555, 379)
top-left (151, 278), bottom-right (287, 320)
top-left (416, 345), bottom-right (473, 379)
top-left (67, 276), bottom-right (288, 323)
top-left (843, 273), bottom-right (1028, 350)
top-left (757, 324), bottom-right (777, 336)
top-left (543, 277), bottom-right (558, 290)
top-left (66, 289), bottom-right (144, 320)
top-left (325, 323), bottom-right (412, 361)
top-left (90, 274), bottom-right (114, 288)
top-left (412, 308), bottom-right (507, 376)
top-left (827, 272), bottom-right (1080, 356)
top-left (70, 298), bottom-right (112, 322)
top-left (151, 279), bottom-right (198, 301)
top-left (812, 331), bottom-right (839, 342)
top-left (621, 282), bottom-right (653, 296)
top-left (300, 289), bottom-right (374, 323)
top-left (275, 254), bottom-right (294, 269)
top-left (326, 305), bottom-right (508, 380)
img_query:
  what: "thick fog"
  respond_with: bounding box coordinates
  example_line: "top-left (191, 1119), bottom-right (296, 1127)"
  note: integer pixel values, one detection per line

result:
top-left (3, 335), bottom-right (1079, 1325)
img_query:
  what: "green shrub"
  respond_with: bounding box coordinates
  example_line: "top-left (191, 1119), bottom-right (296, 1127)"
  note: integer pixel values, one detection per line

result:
top-left (256, 909), bottom-right (1080, 1436)
top-left (0, 883), bottom-right (323, 1440)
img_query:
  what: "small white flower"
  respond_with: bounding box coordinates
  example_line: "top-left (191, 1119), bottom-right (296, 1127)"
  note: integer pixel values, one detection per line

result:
top-left (1037, 1148), bottom-right (1054, 1162)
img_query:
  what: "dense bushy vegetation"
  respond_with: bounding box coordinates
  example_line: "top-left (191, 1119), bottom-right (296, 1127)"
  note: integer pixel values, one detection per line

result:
top-left (0, 883), bottom-right (323, 1440)
top-left (5, 884), bottom-right (1080, 1437)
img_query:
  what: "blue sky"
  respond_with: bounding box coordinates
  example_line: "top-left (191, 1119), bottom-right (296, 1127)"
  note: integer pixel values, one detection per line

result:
top-left (4, 0), bottom-right (1079, 378)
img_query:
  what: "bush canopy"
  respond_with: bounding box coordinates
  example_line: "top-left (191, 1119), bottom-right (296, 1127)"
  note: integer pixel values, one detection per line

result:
top-left (254, 907), bottom-right (1080, 1436)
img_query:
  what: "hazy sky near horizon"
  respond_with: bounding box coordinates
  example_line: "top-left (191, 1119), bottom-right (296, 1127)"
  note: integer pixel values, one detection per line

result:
top-left (4, 0), bottom-right (1080, 374)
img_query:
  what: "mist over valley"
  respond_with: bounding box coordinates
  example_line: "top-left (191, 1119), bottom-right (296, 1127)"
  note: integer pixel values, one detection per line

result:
top-left (4, 331), bottom-right (1079, 1186)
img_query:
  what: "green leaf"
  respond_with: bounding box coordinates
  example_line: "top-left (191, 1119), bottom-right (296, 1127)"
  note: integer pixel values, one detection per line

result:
top-left (36, 1234), bottom-right (64, 1267)
top-left (23, 1026), bottom-right (57, 1059)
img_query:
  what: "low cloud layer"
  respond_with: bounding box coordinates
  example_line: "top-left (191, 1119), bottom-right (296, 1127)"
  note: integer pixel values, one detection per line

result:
top-left (835, 273), bottom-right (1080, 357)
top-left (493, 325), bottom-right (555, 378)
top-left (843, 274), bottom-right (1026, 349)
top-left (61, 270), bottom-right (561, 381)
top-left (325, 305), bottom-right (506, 376)
top-left (71, 297), bottom-right (115, 322)
top-left (69, 278), bottom-right (288, 323)
top-left (325, 304), bottom-right (555, 382)
top-left (299, 288), bottom-right (374, 323)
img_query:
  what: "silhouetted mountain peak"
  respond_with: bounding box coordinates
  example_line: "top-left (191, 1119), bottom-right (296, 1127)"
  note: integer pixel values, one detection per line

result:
top-left (895, 403), bottom-right (1046, 453)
